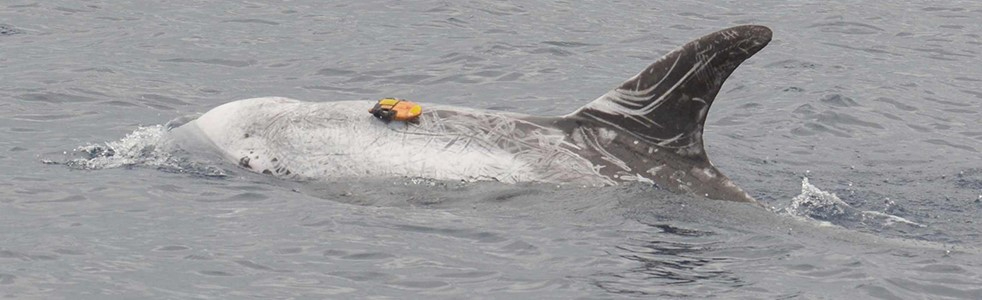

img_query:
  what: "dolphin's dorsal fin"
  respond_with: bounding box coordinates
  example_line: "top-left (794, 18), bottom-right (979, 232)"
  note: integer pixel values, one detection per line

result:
top-left (569, 25), bottom-right (771, 158)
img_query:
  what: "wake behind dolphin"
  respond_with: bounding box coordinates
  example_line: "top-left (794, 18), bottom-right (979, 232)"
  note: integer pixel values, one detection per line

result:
top-left (171, 25), bottom-right (772, 204)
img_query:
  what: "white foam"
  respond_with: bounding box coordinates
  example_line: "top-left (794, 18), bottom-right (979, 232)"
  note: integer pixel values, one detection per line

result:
top-left (861, 210), bottom-right (925, 228)
top-left (65, 124), bottom-right (227, 177)
top-left (786, 177), bottom-right (848, 218)
top-left (69, 125), bottom-right (169, 170)
top-left (787, 177), bottom-right (924, 228)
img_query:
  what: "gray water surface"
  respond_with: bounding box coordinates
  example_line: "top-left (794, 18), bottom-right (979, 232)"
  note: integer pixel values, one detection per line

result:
top-left (2, 0), bottom-right (981, 299)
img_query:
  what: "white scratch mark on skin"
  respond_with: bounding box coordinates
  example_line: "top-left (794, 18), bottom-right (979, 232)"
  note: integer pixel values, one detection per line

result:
top-left (634, 52), bottom-right (717, 116)
top-left (646, 165), bottom-right (664, 176)
top-left (578, 127), bottom-right (630, 172)
top-left (692, 167), bottom-right (717, 182)
top-left (620, 54), bottom-right (682, 97)
top-left (656, 133), bottom-right (685, 146)
top-left (634, 174), bottom-right (654, 185)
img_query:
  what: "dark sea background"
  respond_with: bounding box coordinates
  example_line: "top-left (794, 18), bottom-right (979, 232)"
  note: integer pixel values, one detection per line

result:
top-left (2, 1), bottom-right (981, 299)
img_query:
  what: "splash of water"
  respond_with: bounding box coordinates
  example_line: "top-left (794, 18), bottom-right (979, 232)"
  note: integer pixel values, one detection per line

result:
top-left (66, 125), bottom-right (169, 170)
top-left (786, 177), bottom-right (849, 221)
top-left (63, 125), bottom-right (227, 177)
top-left (786, 177), bottom-right (924, 228)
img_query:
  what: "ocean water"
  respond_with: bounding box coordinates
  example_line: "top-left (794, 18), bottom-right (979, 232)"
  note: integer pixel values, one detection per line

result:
top-left (2, 0), bottom-right (981, 299)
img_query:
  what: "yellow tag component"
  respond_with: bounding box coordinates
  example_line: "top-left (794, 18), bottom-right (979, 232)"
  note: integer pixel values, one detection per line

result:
top-left (369, 98), bottom-right (423, 123)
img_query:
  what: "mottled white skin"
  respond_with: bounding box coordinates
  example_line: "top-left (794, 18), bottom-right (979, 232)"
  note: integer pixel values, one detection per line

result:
top-left (184, 97), bottom-right (610, 185)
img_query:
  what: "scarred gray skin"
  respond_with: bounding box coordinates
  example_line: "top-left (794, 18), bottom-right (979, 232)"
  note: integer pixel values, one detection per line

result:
top-left (558, 25), bottom-right (773, 203)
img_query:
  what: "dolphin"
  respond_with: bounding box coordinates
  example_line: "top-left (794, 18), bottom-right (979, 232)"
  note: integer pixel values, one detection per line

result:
top-left (172, 25), bottom-right (772, 204)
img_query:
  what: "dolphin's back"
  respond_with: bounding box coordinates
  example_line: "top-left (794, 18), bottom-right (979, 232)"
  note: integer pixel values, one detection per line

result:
top-left (187, 97), bottom-right (606, 184)
top-left (181, 25), bottom-right (772, 204)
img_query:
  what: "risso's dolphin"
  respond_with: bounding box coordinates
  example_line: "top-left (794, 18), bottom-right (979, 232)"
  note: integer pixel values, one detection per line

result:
top-left (173, 25), bottom-right (772, 204)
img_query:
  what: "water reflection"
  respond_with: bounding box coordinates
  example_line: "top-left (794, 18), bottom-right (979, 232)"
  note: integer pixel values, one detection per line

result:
top-left (594, 223), bottom-right (744, 296)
